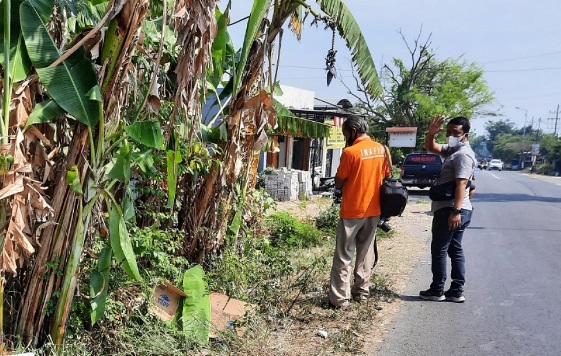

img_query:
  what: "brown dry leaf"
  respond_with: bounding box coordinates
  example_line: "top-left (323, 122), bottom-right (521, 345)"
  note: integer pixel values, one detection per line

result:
top-left (11, 128), bottom-right (27, 168)
top-left (8, 220), bottom-right (35, 256)
top-left (3, 243), bottom-right (18, 275)
top-left (34, 221), bottom-right (58, 246)
top-left (0, 143), bottom-right (11, 154)
top-left (289, 13), bottom-right (302, 39)
top-left (14, 164), bottom-right (32, 174)
top-left (25, 125), bottom-right (52, 147)
top-left (0, 177), bottom-right (25, 200)
top-left (147, 80), bottom-right (161, 113)
top-left (10, 85), bottom-right (32, 128)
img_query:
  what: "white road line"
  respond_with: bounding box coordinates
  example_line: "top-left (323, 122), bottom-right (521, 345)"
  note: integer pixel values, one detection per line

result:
top-left (487, 172), bottom-right (501, 179)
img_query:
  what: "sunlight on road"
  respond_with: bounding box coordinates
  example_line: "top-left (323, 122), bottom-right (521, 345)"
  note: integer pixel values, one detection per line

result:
top-left (486, 171), bottom-right (501, 179)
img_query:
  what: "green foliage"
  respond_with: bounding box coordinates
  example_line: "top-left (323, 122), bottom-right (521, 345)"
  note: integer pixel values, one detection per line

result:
top-left (256, 166), bottom-right (275, 189)
top-left (182, 266), bottom-right (210, 344)
top-left (21, 0), bottom-right (101, 126)
top-left (129, 226), bottom-right (189, 283)
top-left (266, 212), bottom-right (325, 248)
top-left (315, 204), bottom-right (340, 233)
top-left (540, 134), bottom-right (561, 163)
top-left (109, 205), bottom-right (142, 281)
top-left (491, 133), bottom-right (521, 162)
top-left (378, 37), bottom-right (494, 149)
top-left (536, 163), bottom-right (554, 174)
top-left (207, 233), bottom-right (294, 302)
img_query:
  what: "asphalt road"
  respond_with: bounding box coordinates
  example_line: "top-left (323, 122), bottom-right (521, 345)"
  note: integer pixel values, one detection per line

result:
top-left (377, 170), bottom-right (561, 356)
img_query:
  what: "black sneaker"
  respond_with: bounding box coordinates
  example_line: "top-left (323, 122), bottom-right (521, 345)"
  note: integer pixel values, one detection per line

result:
top-left (419, 289), bottom-right (445, 301)
top-left (444, 290), bottom-right (465, 303)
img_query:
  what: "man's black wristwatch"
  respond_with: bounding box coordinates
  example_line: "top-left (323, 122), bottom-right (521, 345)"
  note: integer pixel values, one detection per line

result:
top-left (451, 208), bottom-right (462, 215)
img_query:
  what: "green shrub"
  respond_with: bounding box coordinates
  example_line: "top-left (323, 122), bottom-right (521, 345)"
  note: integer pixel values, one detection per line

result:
top-left (536, 163), bottom-right (553, 174)
top-left (265, 212), bottom-right (325, 248)
top-left (207, 235), bottom-right (293, 303)
top-left (315, 204), bottom-right (340, 232)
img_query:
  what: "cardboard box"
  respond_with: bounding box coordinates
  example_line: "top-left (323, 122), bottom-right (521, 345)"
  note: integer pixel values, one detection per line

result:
top-left (148, 282), bottom-right (187, 321)
top-left (209, 292), bottom-right (254, 337)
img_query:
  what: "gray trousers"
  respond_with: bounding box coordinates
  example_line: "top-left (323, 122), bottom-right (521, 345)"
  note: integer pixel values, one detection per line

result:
top-left (329, 216), bottom-right (380, 306)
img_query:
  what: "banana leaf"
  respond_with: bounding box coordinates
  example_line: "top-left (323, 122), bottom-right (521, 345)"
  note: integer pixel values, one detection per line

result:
top-left (316, 0), bottom-right (382, 99)
top-left (90, 242), bottom-right (112, 325)
top-left (109, 205), bottom-right (141, 281)
top-left (233, 0), bottom-right (271, 94)
top-left (25, 99), bottom-right (65, 128)
top-left (182, 265), bottom-right (210, 344)
top-left (0, 0), bottom-right (31, 82)
top-left (125, 121), bottom-right (164, 149)
top-left (272, 99), bottom-right (330, 138)
top-left (21, 0), bottom-right (100, 127)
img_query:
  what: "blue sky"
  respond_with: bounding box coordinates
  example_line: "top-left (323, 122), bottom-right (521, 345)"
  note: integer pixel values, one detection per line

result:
top-left (226, 1), bottom-right (561, 137)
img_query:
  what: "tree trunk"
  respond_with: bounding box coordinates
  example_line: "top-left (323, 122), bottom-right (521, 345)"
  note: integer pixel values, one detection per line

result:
top-left (16, 123), bottom-right (89, 345)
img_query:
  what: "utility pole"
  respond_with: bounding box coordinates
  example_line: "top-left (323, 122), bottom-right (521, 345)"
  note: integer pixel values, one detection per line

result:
top-left (548, 105), bottom-right (560, 136)
top-left (553, 104), bottom-right (559, 136)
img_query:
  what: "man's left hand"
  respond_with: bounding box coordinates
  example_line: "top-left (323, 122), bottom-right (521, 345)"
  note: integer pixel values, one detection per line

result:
top-left (448, 212), bottom-right (461, 230)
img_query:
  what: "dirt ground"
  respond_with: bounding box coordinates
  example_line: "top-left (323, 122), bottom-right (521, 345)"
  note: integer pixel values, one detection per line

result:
top-left (271, 196), bottom-right (433, 355)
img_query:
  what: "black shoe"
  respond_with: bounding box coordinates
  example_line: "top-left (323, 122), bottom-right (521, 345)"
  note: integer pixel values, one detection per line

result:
top-left (444, 290), bottom-right (465, 303)
top-left (329, 300), bottom-right (350, 309)
top-left (419, 289), bottom-right (445, 301)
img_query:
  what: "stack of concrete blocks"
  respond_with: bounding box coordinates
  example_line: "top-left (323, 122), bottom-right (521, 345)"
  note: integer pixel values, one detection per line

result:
top-left (264, 168), bottom-right (312, 201)
top-left (297, 170), bottom-right (313, 200)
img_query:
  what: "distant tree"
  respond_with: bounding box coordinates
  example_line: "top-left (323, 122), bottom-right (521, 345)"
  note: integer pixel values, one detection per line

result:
top-left (343, 30), bottom-right (495, 149)
top-left (540, 134), bottom-right (561, 164)
top-left (492, 133), bottom-right (522, 162)
top-left (470, 134), bottom-right (487, 158)
top-left (484, 119), bottom-right (516, 152)
top-left (485, 119), bottom-right (516, 141)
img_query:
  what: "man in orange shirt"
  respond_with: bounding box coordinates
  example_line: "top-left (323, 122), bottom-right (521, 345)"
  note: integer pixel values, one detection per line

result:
top-left (329, 115), bottom-right (391, 308)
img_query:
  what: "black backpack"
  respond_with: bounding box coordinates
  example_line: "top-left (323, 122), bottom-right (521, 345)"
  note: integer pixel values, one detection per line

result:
top-left (374, 147), bottom-right (409, 269)
top-left (380, 147), bottom-right (408, 218)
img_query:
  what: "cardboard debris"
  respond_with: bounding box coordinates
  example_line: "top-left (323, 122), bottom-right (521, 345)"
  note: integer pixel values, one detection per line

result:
top-left (209, 292), bottom-right (255, 337)
top-left (148, 282), bottom-right (187, 321)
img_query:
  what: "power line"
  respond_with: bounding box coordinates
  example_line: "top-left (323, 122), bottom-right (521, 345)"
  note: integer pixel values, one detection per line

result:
top-left (485, 67), bottom-right (561, 73)
top-left (275, 64), bottom-right (355, 72)
top-left (276, 64), bottom-right (561, 73)
top-left (481, 51), bottom-right (561, 64)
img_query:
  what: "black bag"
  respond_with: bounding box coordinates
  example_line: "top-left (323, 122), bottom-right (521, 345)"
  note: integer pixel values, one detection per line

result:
top-left (429, 179), bottom-right (472, 201)
top-left (380, 147), bottom-right (408, 218)
top-left (428, 180), bottom-right (456, 201)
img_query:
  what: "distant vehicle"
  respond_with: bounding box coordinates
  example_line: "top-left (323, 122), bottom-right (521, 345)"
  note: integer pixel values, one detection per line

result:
top-left (488, 159), bottom-right (504, 171)
top-left (478, 159), bottom-right (488, 170)
top-left (400, 153), bottom-right (443, 188)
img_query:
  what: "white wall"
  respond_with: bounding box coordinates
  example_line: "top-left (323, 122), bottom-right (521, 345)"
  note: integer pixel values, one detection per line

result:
top-left (275, 85), bottom-right (315, 110)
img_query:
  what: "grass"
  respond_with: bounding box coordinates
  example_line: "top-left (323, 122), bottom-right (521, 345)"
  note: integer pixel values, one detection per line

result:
top-left (15, 197), bottom-right (406, 355)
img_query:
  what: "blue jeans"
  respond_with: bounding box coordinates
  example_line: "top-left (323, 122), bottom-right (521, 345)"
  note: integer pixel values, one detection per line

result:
top-left (430, 208), bottom-right (472, 293)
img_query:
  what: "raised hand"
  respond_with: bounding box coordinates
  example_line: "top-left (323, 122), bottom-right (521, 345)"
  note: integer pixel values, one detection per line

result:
top-left (428, 117), bottom-right (445, 135)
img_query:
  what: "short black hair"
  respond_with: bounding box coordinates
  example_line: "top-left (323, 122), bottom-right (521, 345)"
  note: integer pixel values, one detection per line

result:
top-left (342, 115), bottom-right (368, 134)
top-left (447, 116), bottom-right (471, 133)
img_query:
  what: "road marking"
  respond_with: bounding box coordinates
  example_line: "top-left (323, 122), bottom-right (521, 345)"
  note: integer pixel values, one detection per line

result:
top-left (488, 172), bottom-right (501, 179)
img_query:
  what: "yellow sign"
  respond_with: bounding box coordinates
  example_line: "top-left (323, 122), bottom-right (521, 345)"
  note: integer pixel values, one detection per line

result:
top-left (325, 118), bottom-right (345, 149)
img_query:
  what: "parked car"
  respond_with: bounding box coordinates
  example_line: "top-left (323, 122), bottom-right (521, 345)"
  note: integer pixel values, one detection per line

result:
top-left (400, 152), bottom-right (443, 188)
top-left (487, 159), bottom-right (504, 171)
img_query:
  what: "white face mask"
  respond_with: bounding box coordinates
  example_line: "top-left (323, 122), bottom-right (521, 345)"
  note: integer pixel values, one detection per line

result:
top-left (447, 135), bottom-right (464, 148)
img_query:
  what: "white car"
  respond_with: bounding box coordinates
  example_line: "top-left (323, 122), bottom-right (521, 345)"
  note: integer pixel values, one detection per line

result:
top-left (487, 159), bottom-right (504, 171)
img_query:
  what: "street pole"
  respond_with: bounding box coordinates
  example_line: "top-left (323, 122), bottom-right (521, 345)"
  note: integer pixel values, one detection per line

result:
top-left (515, 107), bottom-right (528, 169)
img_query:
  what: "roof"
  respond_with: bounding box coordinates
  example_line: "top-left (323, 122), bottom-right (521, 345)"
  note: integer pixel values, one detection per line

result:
top-left (385, 127), bottom-right (418, 133)
top-left (313, 98), bottom-right (354, 111)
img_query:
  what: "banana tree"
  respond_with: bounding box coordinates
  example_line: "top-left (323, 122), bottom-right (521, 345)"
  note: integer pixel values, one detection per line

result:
top-left (176, 0), bottom-right (382, 263)
top-left (0, 0), bottom-right (158, 346)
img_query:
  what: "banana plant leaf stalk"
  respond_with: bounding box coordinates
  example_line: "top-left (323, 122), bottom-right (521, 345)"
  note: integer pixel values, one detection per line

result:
top-left (0, 0), bottom-right (11, 351)
top-left (50, 98), bottom-right (103, 345)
